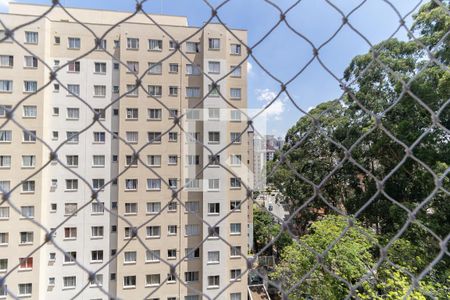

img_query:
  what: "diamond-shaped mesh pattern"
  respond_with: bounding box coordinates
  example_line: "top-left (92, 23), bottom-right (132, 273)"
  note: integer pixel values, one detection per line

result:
top-left (0, 0), bottom-right (448, 299)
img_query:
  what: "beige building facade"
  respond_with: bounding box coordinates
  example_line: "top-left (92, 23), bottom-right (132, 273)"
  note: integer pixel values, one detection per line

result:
top-left (0, 3), bottom-right (249, 300)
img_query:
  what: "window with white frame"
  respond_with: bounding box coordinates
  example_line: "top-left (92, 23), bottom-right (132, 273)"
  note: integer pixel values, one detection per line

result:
top-left (0, 232), bottom-right (8, 245)
top-left (208, 38), bottom-right (220, 50)
top-left (0, 55), bottom-right (13, 67)
top-left (168, 201), bottom-right (177, 212)
top-left (208, 108), bottom-right (220, 120)
top-left (185, 224), bottom-right (200, 236)
top-left (126, 108), bottom-right (138, 119)
top-left (147, 155), bottom-right (161, 167)
top-left (126, 61), bottom-right (139, 73)
top-left (208, 131), bottom-right (220, 143)
top-left (66, 107), bottom-right (79, 120)
top-left (230, 223), bottom-right (241, 235)
top-left (148, 62), bottom-right (162, 74)
top-left (169, 63), bottom-right (179, 73)
top-left (0, 130), bottom-right (11, 142)
top-left (185, 248), bottom-right (200, 260)
top-left (18, 283), bottom-right (32, 296)
top-left (68, 61), bottom-right (80, 72)
top-left (24, 56), bottom-right (37, 68)
top-left (230, 88), bottom-right (241, 99)
top-left (168, 178), bottom-right (178, 189)
top-left (66, 155), bottom-right (78, 167)
top-left (146, 202), bottom-right (161, 214)
top-left (147, 179), bottom-right (161, 190)
top-left (0, 258), bottom-right (7, 271)
top-left (63, 276), bottom-right (76, 288)
top-left (92, 155), bottom-right (105, 167)
top-left (186, 41), bottom-right (200, 53)
top-left (0, 207), bottom-right (9, 219)
top-left (126, 84), bottom-right (138, 96)
top-left (20, 231), bottom-right (33, 244)
top-left (125, 155), bottom-right (138, 167)
top-left (126, 131), bottom-right (138, 143)
top-left (207, 275), bottom-right (220, 288)
top-left (148, 39), bottom-right (162, 51)
top-left (168, 132), bottom-right (178, 142)
top-left (208, 61), bottom-right (220, 74)
top-left (67, 84), bottom-right (80, 96)
top-left (230, 245), bottom-right (242, 257)
top-left (94, 62), bottom-right (106, 73)
top-left (93, 131), bottom-right (106, 143)
top-left (230, 293), bottom-right (242, 300)
top-left (125, 179), bottom-right (138, 190)
top-left (64, 227), bottom-right (77, 239)
top-left (146, 226), bottom-right (161, 238)
top-left (231, 200), bottom-right (241, 211)
top-left (68, 37), bottom-right (81, 49)
top-left (186, 64), bottom-right (201, 75)
top-left (0, 105), bottom-right (12, 117)
top-left (208, 178), bottom-right (220, 190)
top-left (23, 130), bottom-right (36, 142)
top-left (95, 38), bottom-right (107, 50)
top-left (230, 43), bottom-right (241, 55)
top-left (20, 206), bottom-right (34, 218)
top-left (64, 251), bottom-right (76, 263)
top-left (94, 85), bottom-right (106, 97)
top-left (0, 155), bottom-right (10, 168)
top-left (124, 251), bottom-right (137, 263)
top-left (127, 38), bottom-right (139, 49)
top-left (146, 274), bottom-right (161, 286)
top-left (94, 108), bottom-right (106, 119)
top-left (230, 177), bottom-right (241, 188)
top-left (186, 87), bottom-right (201, 98)
top-left (230, 65), bottom-right (242, 77)
top-left (22, 180), bottom-right (35, 193)
top-left (0, 80), bottom-right (12, 92)
top-left (123, 275), bottom-right (136, 288)
top-left (168, 86), bottom-right (178, 96)
top-left (148, 85), bottom-right (162, 97)
top-left (25, 31), bottom-right (38, 44)
top-left (230, 269), bottom-right (242, 281)
top-left (89, 274), bottom-right (103, 286)
top-left (91, 226), bottom-right (104, 238)
top-left (92, 179), bottom-right (104, 190)
top-left (167, 249), bottom-right (177, 259)
top-left (230, 110), bottom-right (241, 121)
top-left (91, 202), bottom-right (104, 214)
top-left (65, 179), bottom-right (78, 191)
top-left (145, 250), bottom-right (160, 262)
top-left (185, 201), bottom-right (199, 213)
top-left (23, 105), bottom-right (37, 118)
top-left (148, 108), bottom-right (162, 120)
top-left (207, 251), bottom-right (220, 264)
top-left (0, 181), bottom-right (10, 193)
top-left (23, 80), bottom-right (37, 93)
top-left (208, 203), bottom-right (220, 215)
top-left (168, 225), bottom-right (177, 235)
top-left (125, 203), bottom-right (137, 214)
top-left (186, 155), bottom-right (200, 165)
top-left (230, 154), bottom-right (242, 166)
top-left (208, 84), bottom-right (220, 97)
top-left (91, 250), bottom-right (103, 262)
top-left (148, 132), bottom-right (162, 143)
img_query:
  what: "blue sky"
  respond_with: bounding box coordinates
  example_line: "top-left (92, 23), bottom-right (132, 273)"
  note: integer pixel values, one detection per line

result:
top-left (0, 0), bottom-right (424, 137)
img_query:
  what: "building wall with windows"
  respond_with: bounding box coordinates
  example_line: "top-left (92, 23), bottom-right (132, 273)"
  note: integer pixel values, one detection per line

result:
top-left (0, 3), bottom-right (248, 300)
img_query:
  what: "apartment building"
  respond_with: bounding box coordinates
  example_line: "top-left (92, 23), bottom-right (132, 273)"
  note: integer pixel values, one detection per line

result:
top-left (0, 3), bottom-right (249, 300)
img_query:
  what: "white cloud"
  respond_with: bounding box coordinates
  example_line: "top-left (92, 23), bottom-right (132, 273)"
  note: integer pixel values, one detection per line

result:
top-left (0, 0), bottom-right (11, 8)
top-left (247, 61), bottom-right (253, 74)
top-left (256, 88), bottom-right (285, 120)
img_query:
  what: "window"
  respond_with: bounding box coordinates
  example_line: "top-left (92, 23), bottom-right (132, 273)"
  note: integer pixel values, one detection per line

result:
top-left (113, 86), bottom-right (119, 93)
top-left (93, 131), bottom-right (106, 143)
top-left (185, 224), bottom-right (200, 236)
top-left (66, 155), bottom-right (78, 167)
top-left (20, 231), bottom-right (33, 244)
top-left (146, 226), bottom-right (161, 238)
top-left (230, 269), bottom-right (242, 281)
top-left (230, 246), bottom-right (241, 257)
top-left (64, 227), bottom-right (77, 239)
top-left (64, 251), bottom-right (77, 263)
top-left (91, 250), bottom-right (103, 262)
top-left (145, 274), bottom-right (161, 287)
top-left (0, 181), bottom-right (10, 193)
top-left (0, 258), bottom-right (7, 271)
top-left (169, 63), bottom-right (178, 73)
top-left (126, 84), bottom-right (138, 96)
top-left (168, 178), bottom-right (178, 189)
top-left (231, 43), bottom-right (242, 55)
top-left (125, 179), bottom-right (138, 190)
top-left (24, 56), bottom-right (38, 68)
top-left (0, 105), bottom-right (12, 117)
top-left (92, 155), bottom-right (105, 167)
top-left (169, 40), bottom-right (177, 50)
top-left (94, 85), bottom-right (106, 97)
top-left (146, 202), bottom-right (161, 214)
top-left (185, 179), bottom-right (200, 189)
top-left (63, 276), bottom-right (76, 288)
top-left (168, 202), bottom-right (177, 212)
top-left (50, 203), bottom-right (57, 212)
top-left (231, 132), bottom-right (241, 143)
top-left (210, 226), bottom-right (220, 238)
top-left (148, 132), bottom-right (161, 143)
top-left (231, 293), bottom-right (242, 300)
top-left (230, 223), bottom-right (241, 235)
top-left (94, 62), bottom-right (106, 73)
top-left (169, 109), bottom-right (178, 119)
top-left (148, 85), bottom-right (162, 97)
top-left (148, 108), bottom-right (162, 120)
top-left (168, 225), bottom-right (177, 235)
top-left (24, 80), bottom-right (37, 92)
top-left (208, 37), bottom-right (220, 49)
top-left (148, 39), bottom-right (162, 51)
top-left (127, 61), bottom-right (139, 73)
top-left (186, 64), bottom-right (201, 75)
top-left (123, 276), bottom-right (136, 288)
top-left (124, 251), bottom-right (137, 263)
top-left (209, 84), bottom-right (220, 97)
top-left (231, 110), bottom-right (241, 121)
top-left (0, 80), bottom-right (12, 92)
top-left (169, 86), bottom-right (178, 96)
top-left (23, 130), bottom-right (36, 142)
top-left (186, 109), bottom-right (200, 120)
top-left (231, 201), bottom-right (241, 211)
top-left (208, 179), bottom-right (220, 190)
top-left (230, 154), bottom-right (242, 165)
top-left (19, 257), bottom-right (33, 270)
top-left (90, 274), bottom-right (103, 286)
top-left (0, 233), bottom-right (8, 245)
top-left (125, 203), bottom-right (138, 214)
top-left (96, 39), bottom-right (107, 50)
top-left (68, 37), bottom-right (81, 49)
top-left (147, 155), bottom-right (161, 167)
top-left (230, 65), bottom-right (242, 77)
top-left (186, 42), bottom-right (200, 53)
top-left (18, 283), bottom-right (32, 296)
top-left (167, 249), bottom-right (177, 259)
top-left (65, 179), bottom-right (78, 191)
top-left (186, 87), bottom-right (201, 98)
top-left (168, 132), bottom-right (178, 142)
top-left (125, 155), bottom-right (138, 167)
top-left (68, 61), bottom-right (80, 72)
top-left (208, 131), bottom-right (220, 143)
top-left (22, 181), bottom-right (35, 193)
top-left (207, 251), bottom-right (220, 264)
top-left (114, 40), bottom-right (120, 48)
top-left (126, 108), bottom-right (138, 120)
top-left (148, 62), bottom-right (162, 74)
top-left (125, 131), bottom-right (138, 144)
top-left (208, 275), bottom-right (220, 288)
top-left (52, 107), bottom-right (59, 116)
top-left (67, 84), bottom-right (80, 96)
top-left (146, 250), bottom-right (160, 262)
top-left (230, 177), bottom-right (241, 188)
top-left (208, 154), bottom-right (220, 167)
top-left (0, 207), bottom-right (9, 219)
top-left (0, 130), bottom-right (11, 142)
top-left (20, 206), bottom-right (34, 218)
top-left (186, 155), bottom-right (200, 165)
top-left (185, 201), bottom-right (199, 213)
top-left (209, 108), bottom-right (220, 120)
top-left (20, 155), bottom-right (35, 168)
top-left (25, 31), bottom-right (38, 44)
top-left (23, 105), bottom-right (37, 118)
top-left (147, 179), bottom-right (161, 190)
top-left (94, 108), bottom-right (106, 119)
top-left (184, 271), bottom-right (199, 282)
top-left (208, 61), bottom-right (220, 73)
top-left (0, 55), bottom-right (13, 67)
top-left (52, 131), bottom-right (58, 140)
top-left (230, 88), bottom-right (241, 99)
top-left (0, 156), bottom-right (10, 168)
top-left (66, 107), bottom-right (79, 120)
top-left (92, 179), bottom-right (104, 190)
top-left (208, 203), bottom-right (220, 215)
